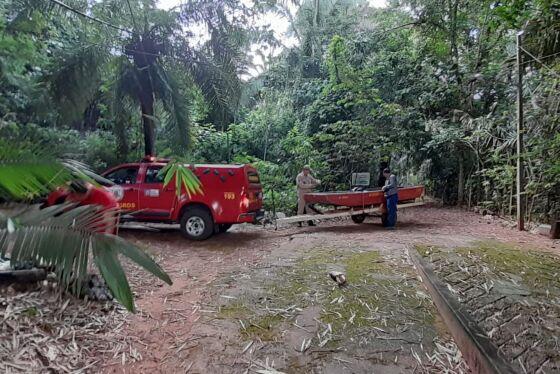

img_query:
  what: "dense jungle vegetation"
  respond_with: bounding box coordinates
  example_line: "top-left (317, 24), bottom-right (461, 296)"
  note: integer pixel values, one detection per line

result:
top-left (1, 0), bottom-right (559, 222)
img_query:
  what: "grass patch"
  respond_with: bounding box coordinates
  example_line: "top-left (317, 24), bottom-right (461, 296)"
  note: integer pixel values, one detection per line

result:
top-left (344, 250), bottom-right (384, 282)
top-left (415, 244), bottom-right (442, 257)
top-left (241, 313), bottom-right (285, 341)
top-left (456, 240), bottom-right (560, 295)
top-left (320, 250), bottom-right (433, 337)
top-left (417, 240), bottom-right (560, 297)
top-left (218, 302), bottom-right (251, 319)
top-left (322, 250), bottom-right (386, 330)
top-left (219, 301), bottom-right (284, 340)
top-left (266, 248), bottom-right (343, 309)
top-left (216, 247), bottom-right (436, 344)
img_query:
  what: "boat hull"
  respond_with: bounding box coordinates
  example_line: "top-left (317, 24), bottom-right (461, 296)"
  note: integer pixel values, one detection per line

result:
top-left (304, 186), bottom-right (424, 207)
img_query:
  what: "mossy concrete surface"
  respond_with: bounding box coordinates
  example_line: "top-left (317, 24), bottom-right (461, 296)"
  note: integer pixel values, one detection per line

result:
top-left (418, 240), bottom-right (560, 297)
top-left (415, 240), bottom-right (560, 372)
top-left (210, 243), bottom-right (448, 373)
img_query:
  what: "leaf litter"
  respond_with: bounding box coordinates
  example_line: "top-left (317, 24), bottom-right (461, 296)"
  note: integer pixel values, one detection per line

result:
top-left (0, 282), bottom-right (129, 373)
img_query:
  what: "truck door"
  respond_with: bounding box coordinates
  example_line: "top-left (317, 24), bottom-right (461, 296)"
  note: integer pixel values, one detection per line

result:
top-left (103, 166), bottom-right (140, 212)
top-left (138, 165), bottom-right (177, 219)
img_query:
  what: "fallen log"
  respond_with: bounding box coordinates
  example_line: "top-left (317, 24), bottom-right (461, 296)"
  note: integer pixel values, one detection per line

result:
top-left (0, 269), bottom-right (47, 285)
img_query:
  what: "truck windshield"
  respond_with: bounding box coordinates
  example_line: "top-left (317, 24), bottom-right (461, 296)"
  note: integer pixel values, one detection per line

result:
top-left (105, 167), bottom-right (138, 185)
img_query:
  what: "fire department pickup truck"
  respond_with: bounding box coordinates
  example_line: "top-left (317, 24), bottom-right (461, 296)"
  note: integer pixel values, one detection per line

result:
top-left (47, 157), bottom-right (264, 240)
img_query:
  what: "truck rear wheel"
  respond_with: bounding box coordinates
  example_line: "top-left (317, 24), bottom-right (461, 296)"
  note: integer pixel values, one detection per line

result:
top-left (351, 214), bottom-right (366, 224)
top-left (180, 207), bottom-right (214, 241)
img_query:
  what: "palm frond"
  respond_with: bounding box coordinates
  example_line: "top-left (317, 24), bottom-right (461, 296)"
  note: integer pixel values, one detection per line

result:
top-left (0, 203), bottom-right (172, 312)
top-left (0, 140), bottom-right (70, 200)
top-left (62, 159), bottom-right (115, 186)
top-left (0, 140), bottom-right (114, 200)
top-left (43, 42), bottom-right (110, 125)
top-left (159, 160), bottom-right (203, 198)
top-left (187, 49), bottom-right (240, 129)
top-left (109, 57), bottom-right (141, 157)
top-left (152, 64), bottom-right (192, 151)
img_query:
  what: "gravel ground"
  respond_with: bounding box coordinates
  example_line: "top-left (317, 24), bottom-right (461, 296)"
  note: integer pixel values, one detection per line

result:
top-left (2, 205), bottom-right (559, 373)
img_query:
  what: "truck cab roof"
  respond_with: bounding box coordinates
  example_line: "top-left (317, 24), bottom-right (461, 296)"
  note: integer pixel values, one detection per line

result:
top-left (136, 156), bottom-right (247, 169)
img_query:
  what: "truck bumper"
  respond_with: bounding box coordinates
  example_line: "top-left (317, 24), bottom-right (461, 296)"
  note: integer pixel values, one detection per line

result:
top-left (238, 210), bottom-right (265, 224)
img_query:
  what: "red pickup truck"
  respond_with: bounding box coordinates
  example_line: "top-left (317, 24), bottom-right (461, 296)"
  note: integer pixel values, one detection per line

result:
top-left (47, 157), bottom-right (264, 240)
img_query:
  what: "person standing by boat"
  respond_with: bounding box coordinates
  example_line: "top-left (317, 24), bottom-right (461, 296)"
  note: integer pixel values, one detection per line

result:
top-left (296, 165), bottom-right (321, 226)
top-left (381, 168), bottom-right (398, 229)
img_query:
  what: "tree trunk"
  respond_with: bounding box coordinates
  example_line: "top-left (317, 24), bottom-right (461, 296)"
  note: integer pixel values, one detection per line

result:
top-left (136, 56), bottom-right (156, 157)
top-left (141, 95), bottom-right (156, 156)
top-left (312, 0), bottom-right (320, 58)
top-left (448, 0), bottom-right (460, 84)
top-left (509, 180), bottom-right (514, 216)
top-left (0, 269), bottom-right (46, 285)
top-left (467, 177), bottom-right (472, 208)
top-left (127, 35), bottom-right (160, 157)
top-left (457, 154), bottom-right (464, 205)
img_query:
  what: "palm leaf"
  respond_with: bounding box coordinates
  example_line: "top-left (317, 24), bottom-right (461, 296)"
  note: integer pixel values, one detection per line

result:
top-left (62, 159), bottom-right (115, 186)
top-left (112, 234), bottom-right (171, 285)
top-left (93, 236), bottom-right (134, 312)
top-left (109, 57), bottom-right (143, 158)
top-left (0, 146), bottom-right (171, 311)
top-left (184, 46), bottom-right (242, 130)
top-left (1, 203), bottom-right (172, 312)
top-left (42, 42), bottom-right (111, 125)
top-left (158, 160), bottom-right (203, 198)
top-left (0, 140), bottom-right (114, 200)
top-left (2, 204), bottom-right (108, 295)
top-left (0, 140), bottom-right (70, 200)
top-left (152, 64), bottom-right (192, 151)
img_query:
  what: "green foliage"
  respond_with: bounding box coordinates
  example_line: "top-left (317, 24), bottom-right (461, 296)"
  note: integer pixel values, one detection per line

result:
top-left (326, 35), bottom-right (351, 84)
top-left (1, 0), bottom-right (559, 223)
top-left (0, 121), bottom-right (122, 172)
top-left (1, 0), bottom-right (257, 157)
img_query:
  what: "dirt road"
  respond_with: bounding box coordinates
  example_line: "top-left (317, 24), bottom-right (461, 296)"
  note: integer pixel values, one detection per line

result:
top-left (94, 205), bottom-right (558, 373)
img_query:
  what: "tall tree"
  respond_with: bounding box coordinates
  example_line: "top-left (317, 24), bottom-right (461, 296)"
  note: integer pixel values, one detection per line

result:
top-left (10, 0), bottom-right (253, 156)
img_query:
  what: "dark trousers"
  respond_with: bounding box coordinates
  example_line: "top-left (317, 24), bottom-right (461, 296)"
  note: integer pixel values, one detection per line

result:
top-left (386, 194), bottom-right (398, 227)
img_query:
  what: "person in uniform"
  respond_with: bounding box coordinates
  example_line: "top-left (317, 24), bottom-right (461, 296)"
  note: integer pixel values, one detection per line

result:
top-left (296, 165), bottom-right (321, 226)
top-left (381, 168), bottom-right (398, 229)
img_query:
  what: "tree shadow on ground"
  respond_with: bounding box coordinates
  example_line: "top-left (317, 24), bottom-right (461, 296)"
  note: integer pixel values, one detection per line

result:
top-left (120, 227), bottom-right (265, 254)
top-left (284, 220), bottom-right (435, 236)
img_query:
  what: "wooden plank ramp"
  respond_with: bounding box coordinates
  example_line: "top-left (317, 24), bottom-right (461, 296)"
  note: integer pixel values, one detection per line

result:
top-left (275, 201), bottom-right (425, 225)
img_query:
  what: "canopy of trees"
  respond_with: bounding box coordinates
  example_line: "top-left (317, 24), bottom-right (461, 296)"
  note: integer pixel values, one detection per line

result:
top-left (1, 0), bottom-right (559, 222)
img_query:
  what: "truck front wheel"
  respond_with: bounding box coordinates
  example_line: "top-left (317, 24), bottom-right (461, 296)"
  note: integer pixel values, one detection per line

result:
top-left (180, 207), bottom-right (214, 241)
